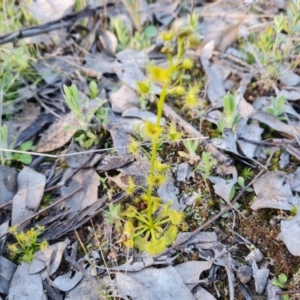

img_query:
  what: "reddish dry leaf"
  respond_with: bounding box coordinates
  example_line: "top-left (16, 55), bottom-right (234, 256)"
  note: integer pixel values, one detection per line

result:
top-left (36, 112), bottom-right (78, 152)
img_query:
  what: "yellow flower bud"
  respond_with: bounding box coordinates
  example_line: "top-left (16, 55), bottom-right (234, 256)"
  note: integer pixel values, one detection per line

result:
top-left (177, 27), bottom-right (193, 39)
top-left (161, 30), bottom-right (174, 41)
top-left (188, 34), bottom-right (201, 47)
top-left (182, 58), bottom-right (194, 69)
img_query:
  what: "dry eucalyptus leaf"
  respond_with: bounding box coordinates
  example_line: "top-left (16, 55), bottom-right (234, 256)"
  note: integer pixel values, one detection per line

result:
top-left (60, 168), bottom-right (99, 217)
top-left (4, 102), bottom-right (41, 145)
top-left (0, 221), bottom-right (9, 253)
top-left (279, 65), bottom-right (300, 86)
top-left (0, 256), bottom-right (17, 294)
top-left (157, 173), bottom-right (184, 211)
top-left (36, 113), bottom-right (78, 152)
top-left (109, 85), bottom-right (139, 113)
top-left (66, 142), bottom-right (103, 169)
top-left (11, 167), bottom-right (46, 230)
top-left (252, 260), bottom-right (270, 295)
top-left (251, 111), bottom-right (300, 139)
top-left (97, 154), bottom-right (135, 171)
top-left (266, 280), bottom-right (282, 300)
top-left (237, 118), bottom-right (263, 159)
top-left (122, 107), bottom-right (166, 125)
top-left (209, 165), bottom-right (237, 203)
top-left (201, 21), bottom-right (242, 52)
top-left (34, 57), bottom-right (79, 85)
top-left (251, 171), bottom-right (294, 211)
top-left (8, 262), bottom-right (47, 300)
top-left (116, 49), bottom-right (147, 68)
top-left (175, 260), bottom-right (213, 290)
top-left (53, 270), bottom-right (84, 292)
top-left (281, 213), bottom-right (300, 256)
top-left (37, 241), bottom-right (68, 280)
top-left (193, 286), bottom-right (217, 300)
top-left (99, 30), bottom-right (118, 56)
top-left (115, 266), bottom-right (194, 300)
top-left (24, 0), bottom-right (74, 44)
top-left (65, 278), bottom-right (103, 300)
top-left (106, 109), bottom-right (129, 155)
top-left (277, 89), bottom-right (300, 101)
top-left (200, 41), bottom-right (226, 107)
top-left (85, 53), bottom-right (121, 74)
top-left (0, 166), bottom-right (18, 206)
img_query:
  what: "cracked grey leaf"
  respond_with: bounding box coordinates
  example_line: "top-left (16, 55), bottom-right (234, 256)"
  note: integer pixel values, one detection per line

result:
top-left (53, 270), bottom-right (83, 292)
top-left (176, 163), bottom-right (192, 182)
top-left (251, 171), bottom-right (294, 210)
top-left (279, 65), bottom-right (300, 86)
top-left (252, 260), bottom-right (269, 295)
top-left (115, 266), bottom-right (194, 300)
top-left (0, 256), bottom-right (17, 294)
top-left (157, 173), bottom-right (184, 210)
top-left (266, 280), bottom-right (281, 300)
top-left (8, 262), bottom-right (46, 300)
top-left (60, 168), bottom-right (99, 217)
top-left (200, 41), bottom-right (225, 108)
top-left (281, 213), bottom-right (300, 256)
top-left (30, 241), bottom-right (68, 280)
top-left (66, 142), bottom-right (103, 169)
top-left (175, 260), bottom-right (213, 290)
top-left (237, 118), bottom-right (263, 159)
top-left (116, 49), bottom-right (147, 68)
top-left (193, 286), bottom-right (217, 300)
top-left (65, 278), bottom-right (105, 300)
top-left (11, 167), bottom-right (46, 230)
top-left (0, 221), bottom-right (9, 254)
top-left (109, 85), bottom-right (139, 113)
top-left (209, 165), bottom-right (237, 203)
top-left (251, 111), bottom-right (300, 139)
top-left (122, 107), bottom-right (166, 125)
top-left (279, 150), bottom-right (290, 169)
top-left (0, 166), bottom-right (17, 206)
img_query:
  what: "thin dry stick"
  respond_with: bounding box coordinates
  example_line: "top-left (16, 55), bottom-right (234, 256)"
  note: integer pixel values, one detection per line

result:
top-left (154, 150), bottom-right (274, 259)
top-left (0, 187), bottom-right (82, 240)
top-left (276, 289), bottom-right (300, 296)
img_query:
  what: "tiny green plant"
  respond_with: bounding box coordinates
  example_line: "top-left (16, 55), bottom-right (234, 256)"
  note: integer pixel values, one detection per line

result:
top-left (266, 95), bottom-right (288, 119)
top-left (0, 125), bottom-right (34, 165)
top-left (272, 273), bottom-right (289, 300)
top-left (217, 93), bottom-right (240, 133)
top-left (7, 226), bottom-right (48, 263)
top-left (63, 84), bottom-right (108, 148)
top-left (178, 139), bottom-right (200, 163)
top-left (111, 17), bottom-right (157, 51)
top-left (103, 203), bottom-right (122, 231)
top-left (197, 151), bottom-right (217, 179)
top-left (243, 0), bottom-right (300, 84)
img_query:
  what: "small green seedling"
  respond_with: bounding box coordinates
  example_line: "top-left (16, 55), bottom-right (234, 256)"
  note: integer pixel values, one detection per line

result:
top-left (217, 93), bottom-right (240, 133)
top-left (266, 95), bottom-right (288, 119)
top-left (178, 139), bottom-right (200, 163)
top-left (63, 84), bottom-right (108, 148)
top-left (0, 125), bottom-right (34, 165)
top-left (7, 225), bottom-right (48, 263)
top-left (103, 203), bottom-right (122, 231)
top-left (272, 273), bottom-right (289, 300)
top-left (197, 151), bottom-right (217, 179)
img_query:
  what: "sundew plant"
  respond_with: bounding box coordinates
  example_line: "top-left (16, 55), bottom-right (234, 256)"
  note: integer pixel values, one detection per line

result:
top-left (118, 25), bottom-right (202, 254)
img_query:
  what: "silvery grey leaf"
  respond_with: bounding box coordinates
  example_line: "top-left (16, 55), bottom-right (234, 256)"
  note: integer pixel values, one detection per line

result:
top-left (53, 270), bottom-right (83, 292)
top-left (11, 167), bottom-right (46, 230)
top-left (8, 262), bottom-right (46, 300)
top-left (0, 256), bottom-right (17, 294)
top-left (0, 166), bottom-right (18, 206)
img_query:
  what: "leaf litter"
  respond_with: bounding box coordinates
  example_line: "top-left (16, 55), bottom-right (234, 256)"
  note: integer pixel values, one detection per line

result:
top-left (2, 1), bottom-right (300, 299)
